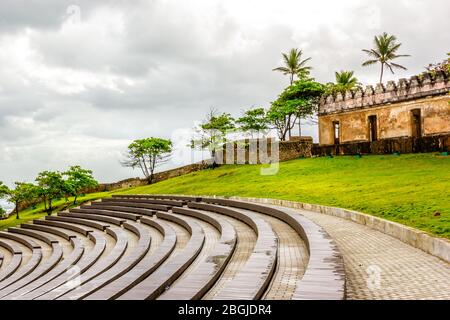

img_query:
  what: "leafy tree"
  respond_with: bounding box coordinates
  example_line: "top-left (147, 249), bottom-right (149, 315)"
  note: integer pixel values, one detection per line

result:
top-left (6, 182), bottom-right (38, 219)
top-left (0, 181), bottom-right (8, 199)
top-left (35, 171), bottom-right (66, 215)
top-left (0, 181), bottom-right (10, 218)
top-left (334, 70), bottom-right (361, 91)
top-left (448, 52), bottom-right (450, 74)
top-left (63, 166), bottom-right (99, 205)
top-left (191, 109), bottom-right (235, 161)
top-left (425, 53), bottom-right (450, 75)
top-left (122, 138), bottom-right (173, 184)
top-left (325, 70), bottom-right (361, 95)
top-left (273, 48), bottom-right (312, 85)
top-left (362, 32), bottom-right (410, 83)
top-left (236, 107), bottom-right (269, 137)
top-left (267, 77), bottom-right (324, 140)
top-left (424, 53), bottom-right (450, 102)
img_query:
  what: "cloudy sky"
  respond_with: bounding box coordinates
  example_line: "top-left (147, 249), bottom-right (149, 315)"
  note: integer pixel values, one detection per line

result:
top-left (0, 0), bottom-right (449, 188)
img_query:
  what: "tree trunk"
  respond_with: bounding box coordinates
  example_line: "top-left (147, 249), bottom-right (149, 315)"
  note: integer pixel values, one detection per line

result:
top-left (15, 201), bottom-right (19, 220)
top-left (287, 115), bottom-right (292, 139)
top-left (298, 118), bottom-right (302, 137)
top-left (211, 149), bottom-right (218, 169)
top-left (48, 199), bottom-right (52, 215)
top-left (73, 195), bottom-right (78, 205)
top-left (380, 63), bottom-right (384, 83)
top-left (290, 73), bottom-right (294, 85)
top-left (280, 125), bottom-right (287, 142)
top-left (149, 170), bottom-right (154, 184)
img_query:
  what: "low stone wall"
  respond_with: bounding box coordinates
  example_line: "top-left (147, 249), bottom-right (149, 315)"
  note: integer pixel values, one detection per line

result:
top-left (279, 138), bottom-right (313, 161)
top-left (153, 160), bottom-right (212, 183)
top-left (86, 160), bottom-right (213, 193)
top-left (89, 177), bottom-right (148, 192)
top-left (220, 137), bottom-right (313, 164)
top-left (313, 133), bottom-right (450, 156)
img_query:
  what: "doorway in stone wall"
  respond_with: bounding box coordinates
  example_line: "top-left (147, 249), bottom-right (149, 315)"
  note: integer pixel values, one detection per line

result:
top-left (368, 115), bottom-right (378, 142)
top-left (411, 109), bottom-right (422, 138)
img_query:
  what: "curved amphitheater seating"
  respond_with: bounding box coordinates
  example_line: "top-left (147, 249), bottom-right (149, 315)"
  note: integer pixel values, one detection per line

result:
top-left (157, 207), bottom-right (236, 300)
top-left (0, 232), bottom-right (42, 290)
top-left (0, 228), bottom-right (63, 298)
top-left (0, 239), bottom-right (22, 282)
top-left (83, 216), bottom-right (177, 300)
top-left (115, 211), bottom-right (205, 300)
top-left (0, 194), bottom-right (346, 300)
top-left (8, 222), bottom-right (88, 299)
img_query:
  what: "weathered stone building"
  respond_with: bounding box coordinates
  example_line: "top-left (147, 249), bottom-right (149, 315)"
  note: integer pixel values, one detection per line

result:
top-left (318, 72), bottom-right (450, 149)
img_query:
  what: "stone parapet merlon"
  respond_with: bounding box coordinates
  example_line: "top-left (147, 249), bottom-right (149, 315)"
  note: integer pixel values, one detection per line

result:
top-left (319, 71), bottom-right (450, 116)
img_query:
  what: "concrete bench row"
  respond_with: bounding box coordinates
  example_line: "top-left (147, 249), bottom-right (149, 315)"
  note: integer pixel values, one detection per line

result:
top-left (0, 194), bottom-right (346, 300)
top-left (115, 194), bottom-right (346, 300)
top-left (0, 239), bottom-right (22, 283)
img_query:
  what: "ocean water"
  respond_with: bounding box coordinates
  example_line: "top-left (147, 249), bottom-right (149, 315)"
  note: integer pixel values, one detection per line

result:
top-left (0, 199), bottom-right (13, 214)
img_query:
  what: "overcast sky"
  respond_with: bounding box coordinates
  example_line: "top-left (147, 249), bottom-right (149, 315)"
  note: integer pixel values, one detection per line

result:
top-left (0, 0), bottom-right (449, 188)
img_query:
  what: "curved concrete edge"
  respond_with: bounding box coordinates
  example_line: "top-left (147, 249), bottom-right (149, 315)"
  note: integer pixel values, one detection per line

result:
top-left (143, 193), bottom-right (450, 264)
top-left (225, 196), bottom-right (450, 264)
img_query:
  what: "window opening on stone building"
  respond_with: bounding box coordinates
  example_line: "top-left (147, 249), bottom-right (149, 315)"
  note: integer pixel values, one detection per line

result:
top-left (411, 109), bottom-right (422, 138)
top-left (333, 121), bottom-right (340, 144)
top-left (368, 115), bottom-right (378, 142)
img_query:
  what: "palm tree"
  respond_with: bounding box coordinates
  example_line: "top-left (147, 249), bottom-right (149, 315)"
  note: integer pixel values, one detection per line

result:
top-left (362, 32), bottom-right (410, 83)
top-left (273, 48), bottom-right (312, 85)
top-left (334, 70), bottom-right (361, 91)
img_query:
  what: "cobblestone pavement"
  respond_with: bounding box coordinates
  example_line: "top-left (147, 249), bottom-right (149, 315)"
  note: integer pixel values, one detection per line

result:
top-left (278, 206), bottom-right (450, 300)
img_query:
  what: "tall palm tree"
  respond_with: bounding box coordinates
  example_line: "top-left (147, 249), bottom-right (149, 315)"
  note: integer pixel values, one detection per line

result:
top-left (273, 48), bottom-right (312, 85)
top-left (362, 32), bottom-right (410, 83)
top-left (334, 70), bottom-right (361, 91)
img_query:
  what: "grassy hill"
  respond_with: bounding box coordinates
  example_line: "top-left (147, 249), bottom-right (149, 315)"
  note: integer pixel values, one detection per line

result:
top-left (1, 153), bottom-right (449, 238)
top-left (120, 153), bottom-right (450, 238)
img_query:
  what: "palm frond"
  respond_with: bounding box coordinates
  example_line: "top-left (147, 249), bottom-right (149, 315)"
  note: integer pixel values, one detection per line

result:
top-left (362, 32), bottom-right (409, 81)
top-left (272, 67), bottom-right (290, 73)
top-left (390, 62), bottom-right (408, 70)
top-left (362, 59), bottom-right (378, 66)
top-left (389, 43), bottom-right (402, 53)
top-left (390, 54), bottom-right (411, 59)
top-left (362, 49), bottom-right (381, 59)
top-left (385, 63), bottom-right (395, 74)
top-left (273, 48), bottom-right (312, 82)
top-left (298, 57), bottom-right (312, 67)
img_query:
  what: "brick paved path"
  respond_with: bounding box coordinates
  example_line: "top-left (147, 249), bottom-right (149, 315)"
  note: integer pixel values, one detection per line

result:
top-left (273, 205), bottom-right (450, 300)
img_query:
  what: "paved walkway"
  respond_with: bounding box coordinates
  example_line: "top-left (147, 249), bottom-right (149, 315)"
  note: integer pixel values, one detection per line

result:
top-left (276, 205), bottom-right (450, 300)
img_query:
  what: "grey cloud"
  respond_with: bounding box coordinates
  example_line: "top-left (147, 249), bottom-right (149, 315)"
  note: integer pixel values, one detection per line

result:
top-left (0, 0), bottom-right (449, 187)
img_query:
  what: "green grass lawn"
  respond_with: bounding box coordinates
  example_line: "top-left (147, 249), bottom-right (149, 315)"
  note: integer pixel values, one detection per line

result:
top-left (118, 153), bottom-right (450, 238)
top-left (0, 191), bottom-right (111, 230)
top-left (2, 153), bottom-right (449, 239)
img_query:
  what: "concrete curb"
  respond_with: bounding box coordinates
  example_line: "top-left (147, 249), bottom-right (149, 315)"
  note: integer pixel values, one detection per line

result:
top-left (224, 196), bottom-right (450, 264)
top-left (127, 192), bottom-right (450, 264)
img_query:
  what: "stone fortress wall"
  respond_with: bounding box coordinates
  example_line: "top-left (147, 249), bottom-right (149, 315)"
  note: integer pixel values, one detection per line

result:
top-left (318, 71), bottom-right (450, 145)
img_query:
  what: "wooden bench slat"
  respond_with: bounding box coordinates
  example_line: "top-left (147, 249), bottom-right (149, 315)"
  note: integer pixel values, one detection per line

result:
top-left (117, 212), bottom-right (205, 300)
top-left (57, 221), bottom-right (151, 300)
top-left (158, 207), bottom-right (237, 300)
top-left (84, 218), bottom-right (177, 300)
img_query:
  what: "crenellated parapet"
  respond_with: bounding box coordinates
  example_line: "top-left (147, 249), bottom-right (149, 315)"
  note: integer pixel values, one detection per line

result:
top-left (319, 71), bottom-right (450, 115)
